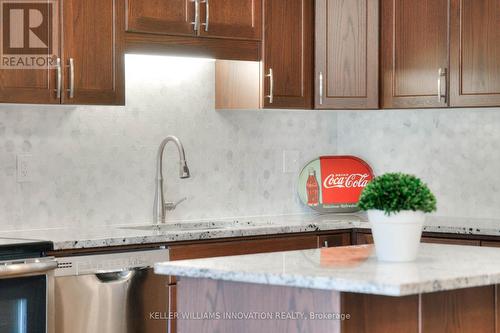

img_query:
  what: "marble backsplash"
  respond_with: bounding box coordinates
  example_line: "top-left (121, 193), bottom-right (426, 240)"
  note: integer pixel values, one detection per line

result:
top-left (337, 108), bottom-right (500, 220)
top-left (0, 55), bottom-right (338, 230)
top-left (1, 54), bottom-right (499, 231)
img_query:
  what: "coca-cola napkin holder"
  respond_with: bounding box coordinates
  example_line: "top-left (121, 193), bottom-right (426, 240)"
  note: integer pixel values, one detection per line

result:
top-left (297, 155), bottom-right (374, 213)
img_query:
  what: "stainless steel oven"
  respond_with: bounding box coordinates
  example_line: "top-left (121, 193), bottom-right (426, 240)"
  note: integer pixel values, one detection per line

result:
top-left (0, 239), bottom-right (56, 333)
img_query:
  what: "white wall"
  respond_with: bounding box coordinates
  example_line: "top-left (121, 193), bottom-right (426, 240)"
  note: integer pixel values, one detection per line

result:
top-left (0, 55), bottom-right (338, 230)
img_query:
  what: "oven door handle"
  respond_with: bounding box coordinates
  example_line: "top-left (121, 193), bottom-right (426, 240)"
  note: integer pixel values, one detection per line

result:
top-left (0, 259), bottom-right (57, 278)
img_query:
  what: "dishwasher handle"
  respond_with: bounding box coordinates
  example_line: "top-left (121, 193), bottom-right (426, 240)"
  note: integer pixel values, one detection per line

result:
top-left (95, 267), bottom-right (147, 283)
top-left (0, 258), bottom-right (58, 278)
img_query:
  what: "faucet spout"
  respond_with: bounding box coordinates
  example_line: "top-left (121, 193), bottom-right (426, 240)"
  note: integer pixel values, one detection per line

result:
top-left (154, 136), bottom-right (190, 224)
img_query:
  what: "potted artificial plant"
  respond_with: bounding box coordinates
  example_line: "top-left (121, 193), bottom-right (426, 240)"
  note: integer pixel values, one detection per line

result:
top-left (358, 173), bottom-right (437, 262)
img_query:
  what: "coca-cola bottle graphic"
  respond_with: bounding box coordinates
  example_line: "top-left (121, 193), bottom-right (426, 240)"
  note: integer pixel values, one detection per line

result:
top-left (306, 168), bottom-right (319, 206)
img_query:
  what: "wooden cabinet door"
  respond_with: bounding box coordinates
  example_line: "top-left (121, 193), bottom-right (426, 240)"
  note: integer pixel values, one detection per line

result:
top-left (449, 0), bottom-right (500, 107)
top-left (199, 0), bottom-right (262, 40)
top-left (262, 0), bottom-right (314, 109)
top-left (126, 0), bottom-right (196, 36)
top-left (421, 237), bottom-right (480, 246)
top-left (381, 0), bottom-right (449, 108)
top-left (355, 232), bottom-right (374, 245)
top-left (318, 233), bottom-right (351, 248)
top-left (169, 235), bottom-right (318, 260)
top-left (315, 0), bottom-right (379, 109)
top-left (62, 0), bottom-right (124, 105)
top-left (0, 61), bottom-right (60, 105)
top-left (0, 1), bottom-right (60, 104)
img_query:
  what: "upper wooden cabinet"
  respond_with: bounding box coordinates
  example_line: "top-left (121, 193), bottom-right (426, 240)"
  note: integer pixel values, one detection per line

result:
top-left (262, 0), bottom-right (314, 109)
top-left (315, 0), bottom-right (379, 109)
top-left (199, 0), bottom-right (262, 40)
top-left (126, 0), bottom-right (262, 41)
top-left (126, 0), bottom-right (196, 36)
top-left (0, 1), bottom-right (60, 104)
top-left (449, 0), bottom-right (500, 107)
top-left (0, 0), bottom-right (124, 105)
top-left (381, 0), bottom-right (449, 109)
top-left (63, 0), bottom-right (125, 105)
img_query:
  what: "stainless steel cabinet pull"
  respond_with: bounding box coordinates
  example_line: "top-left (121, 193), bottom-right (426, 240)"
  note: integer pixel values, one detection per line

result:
top-left (319, 72), bottom-right (324, 105)
top-left (266, 68), bottom-right (274, 104)
top-left (55, 57), bottom-right (61, 98)
top-left (67, 58), bottom-right (75, 99)
top-left (324, 240), bottom-right (329, 247)
top-left (192, 0), bottom-right (200, 31)
top-left (201, 0), bottom-right (209, 31)
top-left (438, 68), bottom-right (447, 103)
top-left (167, 285), bottom-right (174, 333)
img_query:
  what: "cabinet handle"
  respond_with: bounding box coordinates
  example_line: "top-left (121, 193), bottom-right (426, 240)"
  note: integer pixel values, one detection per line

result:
top-left (67, 58), bottom-right (75, 99)
top-left (438, 68), bottom-right (447, 103)
top-left (55, 57), bottom-right (61, 98)
top-left (319, 72), bottom-right (324, 105)
top-left (167, 285), bottom-right (174, 333)
top-left (266, 68), bottom-right (274, 104)
top-left (201, 0), bottom-right (209, 31)
top-left (191, 0), bottom-right (200, 32)
top-left (323, 240), bottom-right (329, 247)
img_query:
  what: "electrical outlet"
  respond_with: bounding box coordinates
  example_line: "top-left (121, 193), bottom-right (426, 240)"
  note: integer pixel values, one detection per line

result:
top-left (17, 154), bottom-right (33, 182)
top-left (282, 150), bottom-right (300, 173)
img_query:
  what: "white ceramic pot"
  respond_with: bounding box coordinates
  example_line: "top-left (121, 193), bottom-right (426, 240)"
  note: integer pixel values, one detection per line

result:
top-left (367, 210), bottom-right (425, 262)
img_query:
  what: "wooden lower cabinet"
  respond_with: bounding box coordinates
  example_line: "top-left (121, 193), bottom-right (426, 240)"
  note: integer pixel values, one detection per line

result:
top-left (421, 237), bottom-right (480, 246)
top-left (355, 232), bottom-right (374, 245)
top-left (318, 233), bottom-right (351, 248)
top-left (170, 235), bottom-right (318, 260)
top-left (481, 241), bottom-right (500, 248)
top-left (176, 279), bottom-right (499, 333)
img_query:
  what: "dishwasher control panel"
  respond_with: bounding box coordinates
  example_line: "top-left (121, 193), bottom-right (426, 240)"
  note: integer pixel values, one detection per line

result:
top-left (55, 248), bottom-right (169, 277)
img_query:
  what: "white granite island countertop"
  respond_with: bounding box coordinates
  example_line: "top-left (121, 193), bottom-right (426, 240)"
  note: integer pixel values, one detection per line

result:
top-left (155, 243), bottom-right (500, 296)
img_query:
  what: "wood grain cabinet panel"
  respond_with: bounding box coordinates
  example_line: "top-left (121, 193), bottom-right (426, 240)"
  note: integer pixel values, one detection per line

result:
top-left (315, 0), bottom-right (379, 109)
top-left (169, 235), bottom-right (318, 260)
top-left (126, 0), bottom-right (196, 36)
top-left (199, 0), bottom-right (262, 40)
top-left (0, 1), bottom-right (60, 104)
top-left (449, 0), bottom-right (500, 107)
top-left (381, 0), bottom-right (449, 108)
top-left (318, 233), bottom-right (351, 248)
top-left (422, 286), bottom-right (496, 333)
top-left (262, 0), bottom-right (314, 109)
top-left (420, 237), bottom-right (480, 246)
top-left (355, 232), bottom-right (374, 245)
top-left (63, 0), bottom-right (124, 105)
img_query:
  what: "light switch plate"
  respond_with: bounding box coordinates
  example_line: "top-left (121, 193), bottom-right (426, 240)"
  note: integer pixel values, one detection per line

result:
top-left (17, 154), bottom-right (33, 182)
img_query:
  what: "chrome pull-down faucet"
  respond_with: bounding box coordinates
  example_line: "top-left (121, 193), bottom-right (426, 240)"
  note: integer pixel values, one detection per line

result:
top-left (153, 136), bottom-right (190, 224)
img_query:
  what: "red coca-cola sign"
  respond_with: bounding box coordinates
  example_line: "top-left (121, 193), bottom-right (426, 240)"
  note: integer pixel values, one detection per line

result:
top-left (320, 156), bottom-right (373, 206)
top-left (298, 156), bottom-right (374, 213)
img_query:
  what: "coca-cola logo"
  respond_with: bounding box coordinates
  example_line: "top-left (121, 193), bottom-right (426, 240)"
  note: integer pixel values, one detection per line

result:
top-left (323, 173), bottom-right (370, 189)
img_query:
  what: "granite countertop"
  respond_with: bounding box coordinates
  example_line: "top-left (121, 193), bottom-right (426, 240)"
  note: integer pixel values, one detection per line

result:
top-left (0, 213), bottom-right (498, 251)
top-left (0, 214), bottom-right (361, 250)
top-left (155, 243), bottom-right (500, 296)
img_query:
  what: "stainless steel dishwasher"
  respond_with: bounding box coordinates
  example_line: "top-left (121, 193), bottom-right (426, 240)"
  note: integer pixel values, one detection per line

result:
top-left (54, 248), bottom-right (171, 333)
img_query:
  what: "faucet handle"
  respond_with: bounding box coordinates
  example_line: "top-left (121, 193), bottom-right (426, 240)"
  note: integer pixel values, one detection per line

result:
top-left (164, 197), bottom-right (187, 211)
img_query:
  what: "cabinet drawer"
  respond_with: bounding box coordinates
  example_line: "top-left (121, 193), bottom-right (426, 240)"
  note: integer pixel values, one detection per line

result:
top-left (356, 233), bottom-right (374, 245)
top-left (169, 235), bottom-right (318, 260)
top-left (318, 233), bottom-right (351, 248)
top-left (481, 241), bottom-right (500, 248)
top-left (421, 237), bottom-right (480, 246)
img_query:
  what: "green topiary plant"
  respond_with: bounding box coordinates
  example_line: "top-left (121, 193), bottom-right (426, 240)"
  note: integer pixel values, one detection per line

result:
top-left (358, 173), bottom-right (437, 215)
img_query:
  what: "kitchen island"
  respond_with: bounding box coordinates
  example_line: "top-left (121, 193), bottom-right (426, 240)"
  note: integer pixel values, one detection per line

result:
top-left (155, 243), bottom-right (500, 333)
